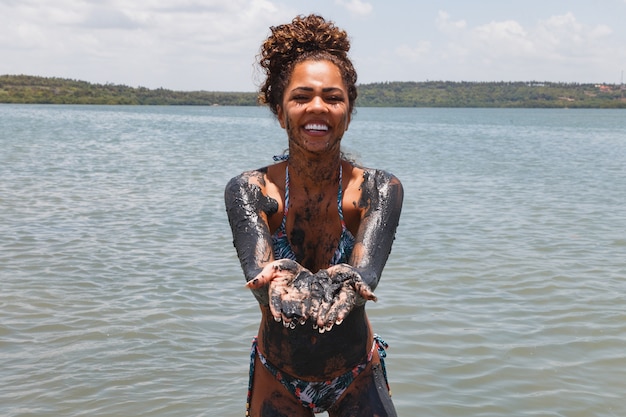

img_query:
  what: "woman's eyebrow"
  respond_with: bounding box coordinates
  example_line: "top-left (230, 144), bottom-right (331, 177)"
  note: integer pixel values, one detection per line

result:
top-left (290, 86), bottom-right (344, 92)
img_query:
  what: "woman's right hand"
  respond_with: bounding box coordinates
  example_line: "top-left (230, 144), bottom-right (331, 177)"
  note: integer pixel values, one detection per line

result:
top-left (246, 259), bottom-right (315, 328)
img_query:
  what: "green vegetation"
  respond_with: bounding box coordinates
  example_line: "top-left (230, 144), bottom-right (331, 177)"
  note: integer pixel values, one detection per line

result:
top-left (1, 75), bottom-right (625, 108)
top-left (358, 81), bottom-right (626, 108)
top-left (0, 75), bottom-right (256, 106)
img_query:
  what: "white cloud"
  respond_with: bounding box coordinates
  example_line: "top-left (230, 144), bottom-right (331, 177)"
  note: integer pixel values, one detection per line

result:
top-left (465, 12), bottom-right (614, 62)
top-left (0, 0), bottom-right (293, 90)
top-left (335, 0), bottom-right (373, 16)
top-left (472, 19), bottom-right (534, 56)
top-left (2, 2), bottom-right (624, 88)
top-left (412, 11), bottom-right (621, 82)
top-left (532, 12), bottom-right (613, 58)
top-left (436, 10), bottom-right (466, 34)
top-left (395, 41), bottom-right (431, 62)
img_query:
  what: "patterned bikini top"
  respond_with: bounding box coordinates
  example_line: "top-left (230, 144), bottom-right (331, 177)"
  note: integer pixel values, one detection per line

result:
top-left (271, 164), bottom-right (355, 266)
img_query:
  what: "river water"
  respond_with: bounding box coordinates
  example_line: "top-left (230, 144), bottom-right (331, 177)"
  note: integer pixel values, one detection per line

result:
top-left (1, 104), bottom-right (625, 416)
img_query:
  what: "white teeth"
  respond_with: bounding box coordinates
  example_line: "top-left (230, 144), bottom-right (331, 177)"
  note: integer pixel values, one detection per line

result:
top-left (305, 123), bottom-right (328, 131)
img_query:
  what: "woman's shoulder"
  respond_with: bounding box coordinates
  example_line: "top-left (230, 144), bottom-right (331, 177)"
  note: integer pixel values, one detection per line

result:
top-left (352, 164), bottom-right (402, 188)
top-left (226, 167), bottom-right (267, 189)
top-left (224, 164), bottom-right (285, 212)
top-left (224, 166), bottom-right (281, 216)
top-left (224, 167), bottom-right (270, 208)
top-left (226, 161), bottom-right (286, 188)
top-left (351, 166), bottom-right (403, 215)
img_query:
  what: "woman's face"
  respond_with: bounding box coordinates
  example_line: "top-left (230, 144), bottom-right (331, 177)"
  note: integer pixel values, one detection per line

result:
top-left (277, 60), bottom-right (351, 156)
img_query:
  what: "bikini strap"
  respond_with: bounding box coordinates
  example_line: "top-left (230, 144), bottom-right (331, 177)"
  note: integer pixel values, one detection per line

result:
top-left (279, 165), bottom-right (290, 231)
top-left (246, 337), bottom-right (258, 416)
top-left (337, 164), bottom-right (347, 230)
top-left (373, 334), bottom-right (391, 396)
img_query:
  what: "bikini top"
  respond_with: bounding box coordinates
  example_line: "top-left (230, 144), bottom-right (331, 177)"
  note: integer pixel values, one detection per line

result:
top-left (271, 164), bottom-right (355, 266)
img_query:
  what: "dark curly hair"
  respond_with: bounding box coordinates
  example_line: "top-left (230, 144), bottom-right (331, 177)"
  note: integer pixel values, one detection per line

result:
top-left (257, 14), bottom-right (358, 117)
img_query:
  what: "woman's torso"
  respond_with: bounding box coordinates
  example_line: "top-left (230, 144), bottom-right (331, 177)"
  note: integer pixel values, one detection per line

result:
top-left (259, 160), bottom-right (372, 379)
top-left (271, 163), bottom-right (355, 266)
top-left (265, 160), bottom-right (362, 269)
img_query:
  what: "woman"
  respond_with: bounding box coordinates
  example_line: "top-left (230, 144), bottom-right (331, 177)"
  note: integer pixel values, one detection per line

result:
top-left (225, 14), bottom-right (403, 417)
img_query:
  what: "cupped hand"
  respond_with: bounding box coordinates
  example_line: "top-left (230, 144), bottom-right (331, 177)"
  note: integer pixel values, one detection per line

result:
top-left (247, 261), bottom-right (377, 332)
top-left (247, 259), bottom-right (314, 328)
top-left (309, 264), bottom-right (377, 333)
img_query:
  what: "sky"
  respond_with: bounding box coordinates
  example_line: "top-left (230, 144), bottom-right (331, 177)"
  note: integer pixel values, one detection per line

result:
top-left (1, 0), bottom-right (625, 91)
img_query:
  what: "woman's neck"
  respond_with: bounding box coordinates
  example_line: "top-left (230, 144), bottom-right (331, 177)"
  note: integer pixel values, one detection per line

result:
top-left (287, 150), bottom-right (342, 190)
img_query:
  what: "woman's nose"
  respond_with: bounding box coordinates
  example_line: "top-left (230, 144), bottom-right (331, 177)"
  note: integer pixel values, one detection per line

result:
top-left (307, 96), bottom-right (328, 113)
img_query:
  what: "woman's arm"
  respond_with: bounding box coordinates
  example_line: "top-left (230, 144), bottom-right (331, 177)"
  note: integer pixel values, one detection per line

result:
top-left (313, 169), bottom-right (403, 330)
top-left (350, 169), bottom-right (404, 290)
top-left (224, 170), bottom-right (277, 304)
top-left (226, 170), bottom-right (329, 325)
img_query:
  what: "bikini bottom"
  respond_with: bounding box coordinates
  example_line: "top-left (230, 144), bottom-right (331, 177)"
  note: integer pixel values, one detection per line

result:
top-left (246, 334), bottom-right (390, 415)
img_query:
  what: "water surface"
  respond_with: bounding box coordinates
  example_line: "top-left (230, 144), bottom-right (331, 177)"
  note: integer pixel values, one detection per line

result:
top-left (1, 105), bottom-right (625, 416)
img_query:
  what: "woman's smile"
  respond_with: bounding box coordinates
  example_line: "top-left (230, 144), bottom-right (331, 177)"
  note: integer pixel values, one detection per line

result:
top-left (304, 122), bottom-right (329, 133)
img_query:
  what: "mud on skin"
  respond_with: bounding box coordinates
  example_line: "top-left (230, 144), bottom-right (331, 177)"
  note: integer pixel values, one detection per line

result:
top-left (251, 259), bottom-right (377, 330)
top-left (328, 363), bottom-right (397, 417)
top-left (261, 392), bottom-right (304, 417)
top-left (224, 170), bottom-right (277, 305)
top-left (351, 169), bottom-right (404, 291)
top-left (261, 303), bottom-right (370, 378)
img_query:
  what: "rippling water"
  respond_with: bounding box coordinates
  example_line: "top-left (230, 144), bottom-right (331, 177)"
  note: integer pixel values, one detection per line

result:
top-left (1, 104), bottom-right (625, 416)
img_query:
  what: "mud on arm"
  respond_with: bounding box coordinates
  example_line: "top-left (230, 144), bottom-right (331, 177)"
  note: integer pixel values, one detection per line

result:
top-left (350, 169), bottom-right (404, 293)
top-left (224, 170), bottom-right (277, 305)
top-left (312, 169), bottom-right (403, 329)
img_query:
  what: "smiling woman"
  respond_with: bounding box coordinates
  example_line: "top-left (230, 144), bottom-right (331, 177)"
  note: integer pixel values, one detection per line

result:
top-left (224, 14), bottom-right (403, 417)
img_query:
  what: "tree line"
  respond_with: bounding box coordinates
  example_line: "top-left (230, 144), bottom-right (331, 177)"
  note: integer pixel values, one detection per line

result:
top-left (1, 75), bottom-right (625, 108)
top-left (0, 75), bottom-right (256, 106)
top-left (358, 81), bottom-right (626, 108)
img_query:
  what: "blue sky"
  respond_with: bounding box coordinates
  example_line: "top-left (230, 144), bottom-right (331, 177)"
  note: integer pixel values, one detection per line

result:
top-left (1, 0), bottom-right (625, 91)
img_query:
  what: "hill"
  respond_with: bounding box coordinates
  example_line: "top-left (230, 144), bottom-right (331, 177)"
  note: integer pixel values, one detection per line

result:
top-left (0, 75), bottom-right (255, 106)
top-left (358, 81), bottom-right (626, 108)
top-left (1, 75), bottom-right (625, 108)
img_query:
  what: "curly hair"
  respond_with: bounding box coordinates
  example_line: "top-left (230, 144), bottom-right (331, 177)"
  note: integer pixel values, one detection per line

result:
top-left (257, 14), bottom-right (358, 117)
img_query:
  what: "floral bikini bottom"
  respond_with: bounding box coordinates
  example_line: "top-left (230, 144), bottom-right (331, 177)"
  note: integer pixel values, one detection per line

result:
top-left (246, 335), bottom-right (390, 414)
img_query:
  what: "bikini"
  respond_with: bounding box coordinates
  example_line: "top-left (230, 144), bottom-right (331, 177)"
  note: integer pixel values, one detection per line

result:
top-left (247, 335), bottom-right (390, 414)
top-left (271, 164), bottom-right (355, 264)
top-left (246, 162), bottom-right (390, 415)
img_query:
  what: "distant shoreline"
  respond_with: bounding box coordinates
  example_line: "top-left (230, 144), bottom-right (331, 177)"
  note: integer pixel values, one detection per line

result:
top-left (2, 75), bottom-right (625, 108)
